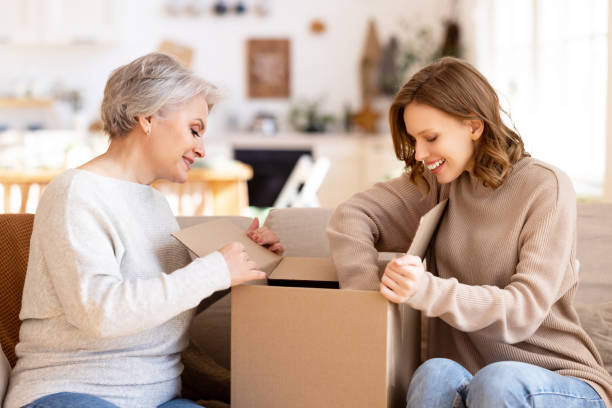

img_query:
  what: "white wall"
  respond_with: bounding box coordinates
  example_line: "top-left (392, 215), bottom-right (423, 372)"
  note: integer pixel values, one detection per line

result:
top-left (0, 0), bottom-right (469, 135)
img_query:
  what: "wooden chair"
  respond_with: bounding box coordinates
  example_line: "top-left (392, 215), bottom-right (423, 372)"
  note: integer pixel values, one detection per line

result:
top-left (0, 213), bottom-right (34, 367)
top-left (273, 155), bottom-right (330, 208)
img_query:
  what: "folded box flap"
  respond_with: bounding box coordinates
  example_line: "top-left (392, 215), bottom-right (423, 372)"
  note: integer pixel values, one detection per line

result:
top-left (269, 257), bottom-right (337, 282)
top-left (268, 257), bottom-right (339, 288)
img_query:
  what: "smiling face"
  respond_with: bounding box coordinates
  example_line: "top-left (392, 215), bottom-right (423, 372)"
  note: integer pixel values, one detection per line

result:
top-left (147, 94), bottom-right (208, 183)
top-left (403, 102), bottom-right (481, 184)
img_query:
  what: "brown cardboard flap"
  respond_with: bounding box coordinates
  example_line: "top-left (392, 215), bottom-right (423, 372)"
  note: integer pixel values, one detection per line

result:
top-left (172, 219), bottom-right (282, 274)
top-left (407, 199), bottom-right (448, 257)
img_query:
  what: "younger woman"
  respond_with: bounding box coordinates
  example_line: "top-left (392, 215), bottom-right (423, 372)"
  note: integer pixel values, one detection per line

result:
top-left (327, 57), bottom-right (612, 407)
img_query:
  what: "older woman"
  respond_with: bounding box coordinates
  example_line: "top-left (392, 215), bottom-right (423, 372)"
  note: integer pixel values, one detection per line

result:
top-left (4, 52), bottom-right (281, 408)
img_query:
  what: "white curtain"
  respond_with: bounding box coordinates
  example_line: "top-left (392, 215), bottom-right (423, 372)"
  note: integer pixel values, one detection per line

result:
top-left (468, 0), bottom-right (607, 196)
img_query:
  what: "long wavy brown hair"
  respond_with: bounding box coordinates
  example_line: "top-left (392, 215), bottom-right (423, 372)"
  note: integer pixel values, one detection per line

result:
top-left (389, 57), bottom-right (529, 192)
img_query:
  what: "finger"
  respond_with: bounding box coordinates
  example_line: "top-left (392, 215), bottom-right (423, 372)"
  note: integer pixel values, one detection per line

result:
top-left (268, 243), bottom-right (284, 255)
top-left (256, 229), bottom-right (280, 246)
top-left (249, 269), bottom-right (267, 280)
top-left (230, 241), bottom-right (245, 252)
top-left (395, 254), bottom-right (423, 266)
top-left (388, 262), bottom-right (419, 282)
top-left (385, 267), bottom-right (414, 292)
top-left (381, 273), bottom-right (402, 294)
top-left (379, 283), bottom-right (404, 304)
top-left (247, 260), bottom-right (257, 270)
top-left (246, 218), bottom-right (259, 235)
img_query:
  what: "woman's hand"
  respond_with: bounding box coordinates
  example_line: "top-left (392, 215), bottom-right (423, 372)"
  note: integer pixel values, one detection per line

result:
top-left (246, 218), bottom-right (284, 255)
top-left (218, 242), bottom-right (266, 286)
top-left (380, 255), bottom-right (425, 304)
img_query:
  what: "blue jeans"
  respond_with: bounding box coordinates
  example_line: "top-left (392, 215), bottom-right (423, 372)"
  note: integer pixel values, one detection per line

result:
top-left (22, 392), bottom-right (202, 408)
top-left (406, 358), bottom-right (605, 408)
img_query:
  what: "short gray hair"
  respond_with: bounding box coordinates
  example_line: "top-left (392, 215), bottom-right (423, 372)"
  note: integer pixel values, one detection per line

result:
top-left (101, 52), bottom-right (222, 139)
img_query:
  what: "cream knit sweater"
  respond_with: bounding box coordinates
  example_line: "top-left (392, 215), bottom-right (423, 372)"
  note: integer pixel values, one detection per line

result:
top-left (4, 169), bottom-right (231, 408)
top-left (327, 157), bottom-right (612, 406)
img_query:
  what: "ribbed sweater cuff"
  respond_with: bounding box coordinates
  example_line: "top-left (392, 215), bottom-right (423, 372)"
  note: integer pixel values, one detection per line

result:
top-left (405, 271), bottom-right (434, 310)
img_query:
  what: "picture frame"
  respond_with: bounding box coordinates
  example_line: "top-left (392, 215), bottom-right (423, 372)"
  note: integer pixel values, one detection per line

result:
top-left (247, 38), bottom-right (290, 98)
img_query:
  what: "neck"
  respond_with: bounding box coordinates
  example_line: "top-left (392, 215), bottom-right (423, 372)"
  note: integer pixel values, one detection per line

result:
top-left (93, 134), bottom-right (156, 185)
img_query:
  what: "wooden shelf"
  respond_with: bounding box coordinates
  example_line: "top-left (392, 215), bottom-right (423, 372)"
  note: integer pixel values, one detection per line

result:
top-left (0, 98), bottom-right (54, 109)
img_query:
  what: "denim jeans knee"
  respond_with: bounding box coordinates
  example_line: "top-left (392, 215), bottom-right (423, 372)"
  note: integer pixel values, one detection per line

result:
top-left (406, 358), bottom-right (472, 408)
top-left (467, 361), bottom-right (529, 407)
top-left (467, 361), bottom-right (605, 408)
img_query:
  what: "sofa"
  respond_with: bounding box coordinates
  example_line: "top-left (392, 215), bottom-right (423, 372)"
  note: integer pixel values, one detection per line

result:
top-left (1, 205), bottom-right (612, 406)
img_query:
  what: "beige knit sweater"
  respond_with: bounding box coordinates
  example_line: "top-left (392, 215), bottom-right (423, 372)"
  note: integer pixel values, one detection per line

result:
top-left (327, 157), bottom-right (612, 406)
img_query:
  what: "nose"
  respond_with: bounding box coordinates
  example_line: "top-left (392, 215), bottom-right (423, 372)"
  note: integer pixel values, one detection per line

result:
top-left (194, 137), bottom-right (205, 158)
top-left (414, 139), bottom-right (427, 162)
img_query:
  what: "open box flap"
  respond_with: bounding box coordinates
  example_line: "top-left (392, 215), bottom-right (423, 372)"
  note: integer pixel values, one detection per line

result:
top-left (406, 199), bottom-right (448, 257)
top-left (172, 219), bottom-right (282, 274)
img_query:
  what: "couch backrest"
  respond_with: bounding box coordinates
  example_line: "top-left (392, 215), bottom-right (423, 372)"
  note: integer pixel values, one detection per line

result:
top-left (1, 203), bottom-right (608, 370)
top-left (264, 207), bottom-right (334, 257)
top-left (0, 214), bottom-right (34, 367)
top-left (576, 203), bottom-right (612, 304)
top-left (176, 215), bottom-right (253, 230)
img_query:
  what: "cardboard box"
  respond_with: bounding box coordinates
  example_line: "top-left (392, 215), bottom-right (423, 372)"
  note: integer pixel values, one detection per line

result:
top-left (231, 270), bottom-right (420, 408)
top-left (172, 200), bottom-right (448, 408)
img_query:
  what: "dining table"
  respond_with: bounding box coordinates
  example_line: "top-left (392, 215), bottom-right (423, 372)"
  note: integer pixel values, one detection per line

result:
top-left (0, 161), bottom-right (253, 215)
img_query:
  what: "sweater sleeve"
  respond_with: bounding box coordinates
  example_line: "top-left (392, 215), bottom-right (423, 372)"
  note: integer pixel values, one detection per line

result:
top-left (39, 189), bottom-right (231, 339)
top-left (406, 170), bottom-right (577, 344)
top-left (327, 173), bottom-right (439, 290)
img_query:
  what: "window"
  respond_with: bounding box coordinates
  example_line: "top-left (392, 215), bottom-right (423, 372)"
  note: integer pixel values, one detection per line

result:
top-left (471, 0), bottom-right (607, 196)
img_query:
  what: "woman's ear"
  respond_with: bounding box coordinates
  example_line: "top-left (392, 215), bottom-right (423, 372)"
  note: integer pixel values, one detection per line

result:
top-left (467, 119), bottom-right (484, 141)
top-left (137, 116), bottom-right (153, 135)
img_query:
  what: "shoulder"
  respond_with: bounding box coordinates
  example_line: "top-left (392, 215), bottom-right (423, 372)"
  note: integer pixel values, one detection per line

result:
top-left (37, 169), bottom-right (89, 211)
top-left (361, 170), bottom-right (440, 200)
top-left (512, 157), bottom-right (575, 202)
top-left (508, 157), bottom-right (576, 217)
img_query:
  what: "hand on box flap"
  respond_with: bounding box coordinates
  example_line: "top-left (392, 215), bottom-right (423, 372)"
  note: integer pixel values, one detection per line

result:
top-left (246, 218), bottom-right (284, 255)
top-left (172, 219), bottom-right (283, 275)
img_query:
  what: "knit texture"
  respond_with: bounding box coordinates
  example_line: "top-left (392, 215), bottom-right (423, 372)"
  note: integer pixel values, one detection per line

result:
top-left (328, 157), bottom-right (612, 407)
top-left (3, 169), bottom-right (231, 408)
top-left (0, 213), bottom-right (34, 367)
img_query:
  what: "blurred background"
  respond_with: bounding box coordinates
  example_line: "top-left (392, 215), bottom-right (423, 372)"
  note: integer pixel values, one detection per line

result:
top-left (0, 0), bottom-right (609, 216)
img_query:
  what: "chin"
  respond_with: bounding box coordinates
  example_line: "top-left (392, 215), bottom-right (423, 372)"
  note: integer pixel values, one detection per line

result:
top-left (170, 165), bottom-right (189, 183)
top-left (434, 172), bottom-right (459, 184)
top-left (174, 173), bottom-right (188, 183)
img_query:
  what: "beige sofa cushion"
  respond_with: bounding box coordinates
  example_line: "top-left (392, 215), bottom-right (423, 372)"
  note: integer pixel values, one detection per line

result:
top-left (574, 204), bottom-right (612, 375)
top-left (576, 203), bottom-right (612, 304)
top-left (574, 301), bottom-right (612, 374)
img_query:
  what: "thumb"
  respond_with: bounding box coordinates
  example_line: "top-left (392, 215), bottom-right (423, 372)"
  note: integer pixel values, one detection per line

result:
top-left (247, 217), bottom-right (259, 234)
